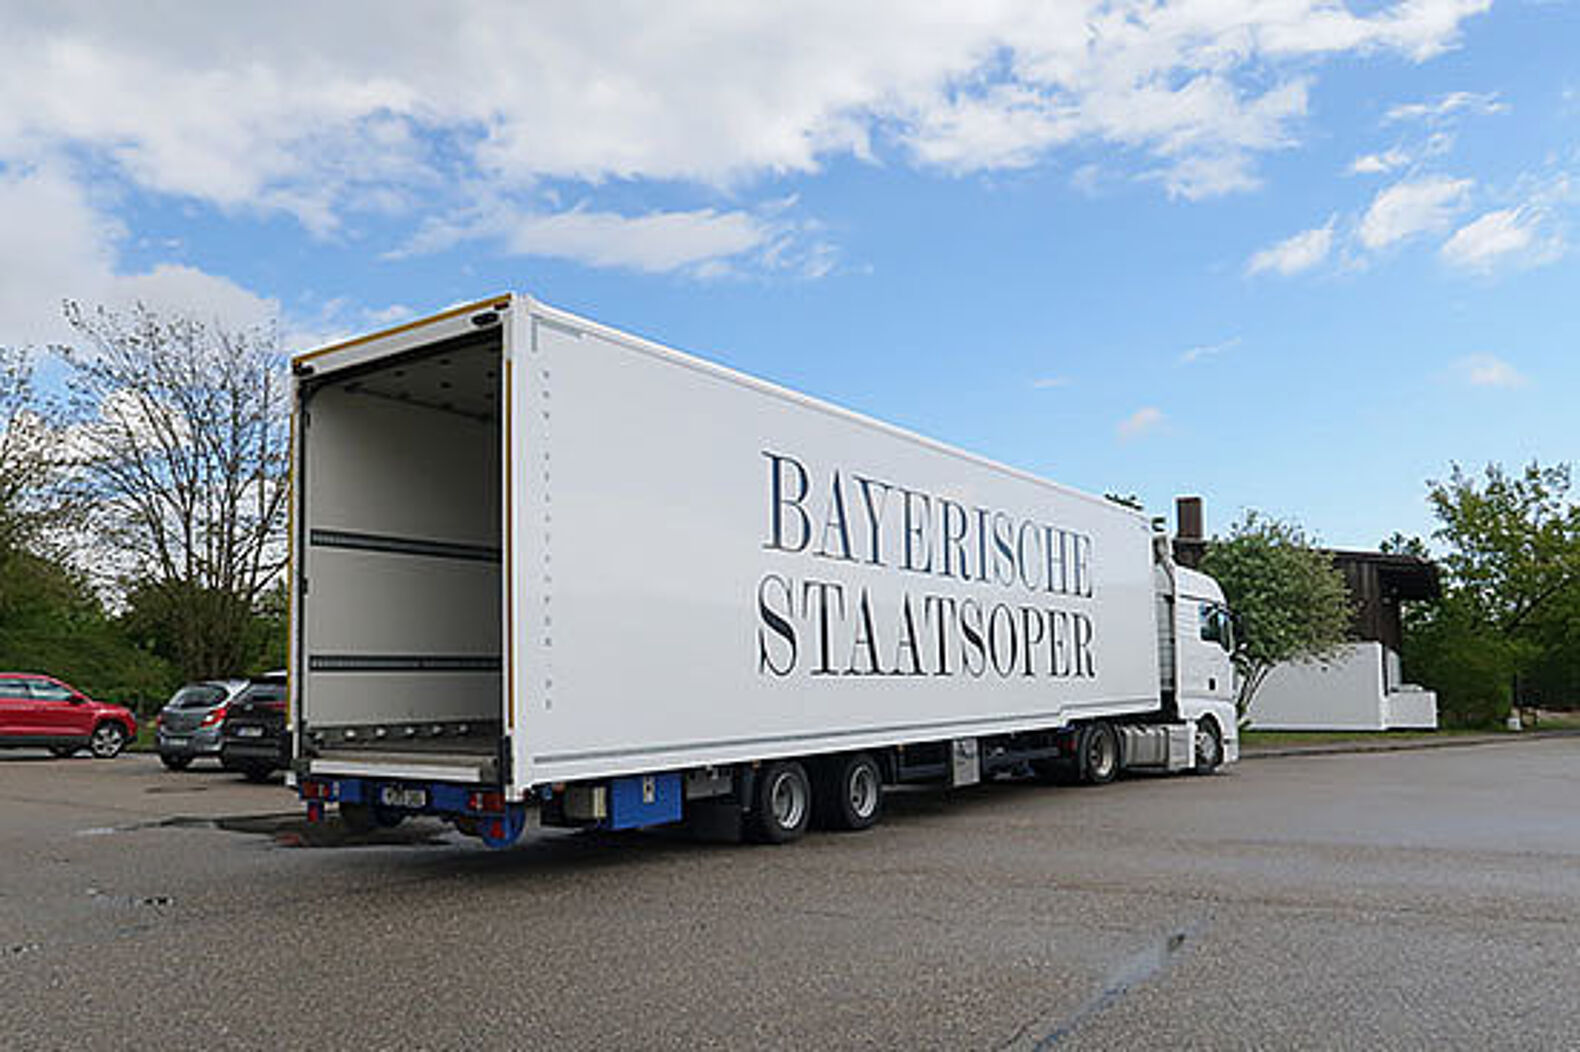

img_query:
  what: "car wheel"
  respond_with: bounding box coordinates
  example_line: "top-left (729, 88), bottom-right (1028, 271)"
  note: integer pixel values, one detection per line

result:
top-left (50, 746), bottom-right (80, 759)
top-left (160, 753), bottom-right (193, 771)
top-left (89, 722), bottom-right (128, 759)
top-left (1194, 717), bottom-right (1224, 774)
top-left (746, 761), bottom-right (812, 844)
top-left (241, 764), bottom-right (275, 783)
top-left (816, 752), bottom-right (883, 832)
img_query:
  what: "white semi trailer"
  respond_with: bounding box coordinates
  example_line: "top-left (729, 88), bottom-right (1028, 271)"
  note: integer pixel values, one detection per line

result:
top-left (289, 294), bottom-right (1238, 847)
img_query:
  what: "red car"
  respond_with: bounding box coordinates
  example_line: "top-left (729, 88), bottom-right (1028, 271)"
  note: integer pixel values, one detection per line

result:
top-left (0, 673), bottom-right (137, 758)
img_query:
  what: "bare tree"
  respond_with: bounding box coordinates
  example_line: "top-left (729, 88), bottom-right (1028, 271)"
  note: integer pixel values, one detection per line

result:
top-left (0, 346), bottom-right (83, 556)
top-left (53, 301), bottom-right (289, 678)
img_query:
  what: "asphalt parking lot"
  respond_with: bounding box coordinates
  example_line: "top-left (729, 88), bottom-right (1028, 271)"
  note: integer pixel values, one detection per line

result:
top-left (3, 739), bottom-right (1579, 1050)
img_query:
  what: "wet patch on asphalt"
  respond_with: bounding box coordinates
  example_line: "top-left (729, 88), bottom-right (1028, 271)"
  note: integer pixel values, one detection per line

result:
top-left (76, 813), bottom-right (451, 848)
top-left (1001, 921), bottom-right (1205, 1050)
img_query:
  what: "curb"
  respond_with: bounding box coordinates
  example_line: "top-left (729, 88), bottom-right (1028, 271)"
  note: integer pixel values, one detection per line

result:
top-left (1241, 728), bottom-right (1580, 760)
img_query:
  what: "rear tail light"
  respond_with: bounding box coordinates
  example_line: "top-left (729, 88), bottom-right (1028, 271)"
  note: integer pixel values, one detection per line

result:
top-left (468, 791), bottom-right (506, 813)
top-left (301, 779), bottom-right (337, 801)
top-left (199, 704), bottom-right (229, 728)
top-left (261, 700), bottom-right (287, 713)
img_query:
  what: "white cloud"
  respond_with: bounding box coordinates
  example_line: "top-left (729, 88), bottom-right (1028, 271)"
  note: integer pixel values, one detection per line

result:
top-left (1349, 148), bottom-right (1412, 175)
top-left (1385, 90), bottom-right (1507, 124)
top-left (1246, 221), bottom-right (1336, 276)
top-left (508, 209), bottom-right (774, 275)
top-left (1454, 354), bottom-right (1527, 388)
top-left (0, 1), bottom-right (1492, 230)
top-left (398, 200), bottom-right (830, 277)
top-left (1180, 337), bottom-right (1241, 364)
top-left (1358, 175), bottom-right (1474, 250)
top-left (0, 166), bottom-right (277, 350)
top-left (1118, 406), bottom-right (1164, 439)
top-left (1030, 376), bottom-right (1071, 389)
top-left (1440, 208), bottom-right (1562, 272)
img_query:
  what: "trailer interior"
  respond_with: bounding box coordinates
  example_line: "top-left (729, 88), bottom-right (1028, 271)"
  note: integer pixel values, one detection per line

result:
top-left (295, 325), bottom-right (506, 783)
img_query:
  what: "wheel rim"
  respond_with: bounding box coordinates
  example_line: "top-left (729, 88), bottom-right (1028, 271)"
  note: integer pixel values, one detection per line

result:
top-left (1088, 730), bottom-right (1116, 779)
top-left (769, 770), bottom-right (807, 830)
top-left (847, 763), bottom-right (879, 819)
top-left (91, 725), bottom-right (124, 757)
top-left (1196, 724), bottom-right (1221, 767)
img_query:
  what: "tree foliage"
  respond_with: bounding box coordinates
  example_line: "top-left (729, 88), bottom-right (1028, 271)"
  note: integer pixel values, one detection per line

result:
top-left (1402, 461), bottom-right (1580, 725)
top-left (1427, 462), bottom-right (1580, 636)
top-left (1198, 511), bottom-right (1352, 718)
top-left (53, 302), bottom-right (290, 679)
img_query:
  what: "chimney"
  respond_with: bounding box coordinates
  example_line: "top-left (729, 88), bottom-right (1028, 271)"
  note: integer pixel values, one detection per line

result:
top-left (1174, 496), bottom-right (1205, 568)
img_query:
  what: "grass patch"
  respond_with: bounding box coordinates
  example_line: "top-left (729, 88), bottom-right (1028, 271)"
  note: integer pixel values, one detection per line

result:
top-left (128, 721), bottom-right (158, 753)
top-left (1240, 728), bottom-right (1497, 747)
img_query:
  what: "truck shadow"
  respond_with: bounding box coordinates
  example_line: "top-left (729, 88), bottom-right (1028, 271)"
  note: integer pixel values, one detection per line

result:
top-left (401, 773), bottom-right (1181, 883)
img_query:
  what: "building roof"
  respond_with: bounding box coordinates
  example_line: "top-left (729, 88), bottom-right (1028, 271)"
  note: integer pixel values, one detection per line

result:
top-left (1326, 549), bottom-right (1442, 602)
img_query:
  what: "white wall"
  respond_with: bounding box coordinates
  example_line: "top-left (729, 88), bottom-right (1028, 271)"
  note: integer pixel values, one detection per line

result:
top-left (1248, 642), bottom-right (1438, 731)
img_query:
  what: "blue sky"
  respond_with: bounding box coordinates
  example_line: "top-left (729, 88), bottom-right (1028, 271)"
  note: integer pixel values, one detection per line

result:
top-left (1, 1), bottom-right (1575, 549)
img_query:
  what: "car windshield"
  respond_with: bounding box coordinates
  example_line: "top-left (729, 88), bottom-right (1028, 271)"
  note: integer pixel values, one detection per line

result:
top-left (170, 684), bottom-right (227, 709)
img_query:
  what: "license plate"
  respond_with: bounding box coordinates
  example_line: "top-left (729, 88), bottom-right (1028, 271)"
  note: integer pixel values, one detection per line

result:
top-left (236, 726), bottom-right (264, 738)
top-left (379, 786), bottom-right (427, 809)
top-left (165, 737), bottom-right (189, 748)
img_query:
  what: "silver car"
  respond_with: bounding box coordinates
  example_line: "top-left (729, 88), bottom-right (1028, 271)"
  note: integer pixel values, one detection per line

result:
top-left (155, 679), bottom-right (249, 770)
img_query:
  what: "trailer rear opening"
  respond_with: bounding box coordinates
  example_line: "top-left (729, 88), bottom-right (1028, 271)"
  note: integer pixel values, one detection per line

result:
top-left (296, 323), bottom-right (506, 784)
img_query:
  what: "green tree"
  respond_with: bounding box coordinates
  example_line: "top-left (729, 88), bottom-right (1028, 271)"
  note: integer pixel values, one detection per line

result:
top-left (1427, 462), bottom-right (1580, 639)
top-left (1404, 461), bottom-right (1580, 724)
top-left (1198, 511), bottom-right (1353, 719)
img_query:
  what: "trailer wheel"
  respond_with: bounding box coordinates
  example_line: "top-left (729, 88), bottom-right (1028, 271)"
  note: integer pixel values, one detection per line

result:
top-left (1077, 722), bottom-right (1119, 785)
top-left (818, 753), bottom-right (883, 832)
top-left (1194, 717), bottom-right (1224, 774)
top-left (747, 761), bottom-right (812, 844)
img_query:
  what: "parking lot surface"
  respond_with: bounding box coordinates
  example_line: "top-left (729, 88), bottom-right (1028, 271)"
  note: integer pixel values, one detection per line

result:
top-left (3, 740), bottom-right (1579, 1049)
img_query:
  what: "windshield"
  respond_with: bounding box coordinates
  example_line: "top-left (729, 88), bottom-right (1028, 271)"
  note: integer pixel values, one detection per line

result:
top-left (170, 684), bottom-right (227, 709)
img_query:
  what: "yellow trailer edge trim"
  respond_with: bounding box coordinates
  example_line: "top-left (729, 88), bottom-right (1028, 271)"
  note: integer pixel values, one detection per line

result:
top-left (292, 293), bottom-right (513, 365)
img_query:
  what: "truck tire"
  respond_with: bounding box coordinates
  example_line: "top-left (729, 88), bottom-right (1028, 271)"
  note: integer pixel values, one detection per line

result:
top-left (1077, 722), bottom-right (1119, 785)
top-left (1194, 717), bottom-right (1224, 774)
top-left (816, 752), bottom-right (883, 832)
top-left (746, 760), bottom-right (812, 844)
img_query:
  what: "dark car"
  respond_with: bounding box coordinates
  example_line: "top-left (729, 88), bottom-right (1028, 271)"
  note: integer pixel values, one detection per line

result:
top-left (0, 673), bottom-right (137, 758)
top-left (155, 679), bottom-right (249, 769)
top-left (219, 672), bottom-right (288, 781)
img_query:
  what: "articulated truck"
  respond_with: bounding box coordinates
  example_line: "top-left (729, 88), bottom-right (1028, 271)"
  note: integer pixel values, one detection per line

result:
top-left (289, 295), bottom-right (1238, 847)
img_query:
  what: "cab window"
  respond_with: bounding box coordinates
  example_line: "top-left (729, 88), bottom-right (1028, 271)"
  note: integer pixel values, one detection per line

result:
top-left (1198, 603), bottom-right (1235, 652)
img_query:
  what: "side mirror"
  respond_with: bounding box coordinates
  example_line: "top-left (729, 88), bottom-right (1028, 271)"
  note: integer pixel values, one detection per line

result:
top-left (70, 693), bottom-right (90, 705)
